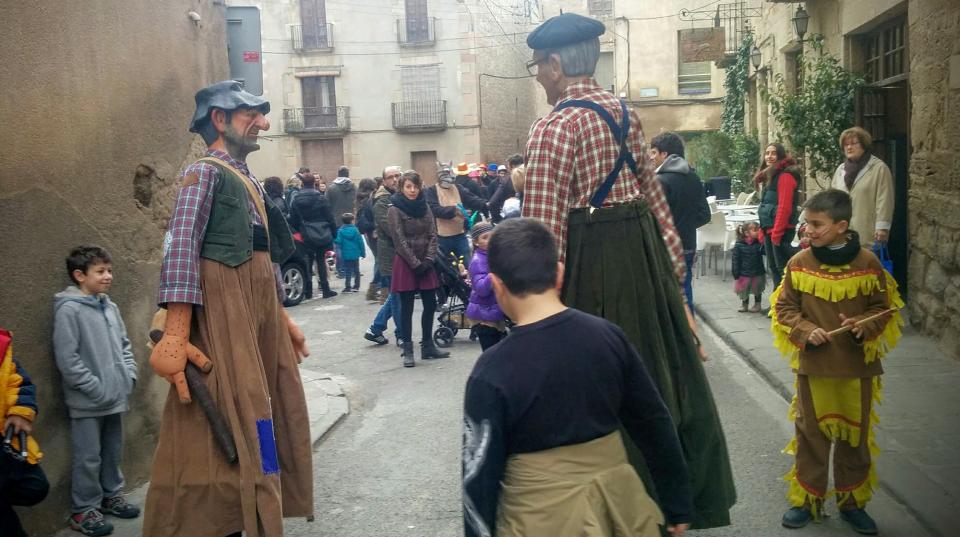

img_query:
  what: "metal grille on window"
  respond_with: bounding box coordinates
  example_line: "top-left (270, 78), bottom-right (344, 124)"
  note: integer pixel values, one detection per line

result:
top-left (400, 65), bottom-right (442, 126)
top-left (678, 61), bottom-right (711, 95)
top-left (588, 0), bottom-right (613, 18)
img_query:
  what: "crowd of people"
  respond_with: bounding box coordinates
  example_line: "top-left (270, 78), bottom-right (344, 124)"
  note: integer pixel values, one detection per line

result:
top-left (1, 11), bottom-right (905, 537)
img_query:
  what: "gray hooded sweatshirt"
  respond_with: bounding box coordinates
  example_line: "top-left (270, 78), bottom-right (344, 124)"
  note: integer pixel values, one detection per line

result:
top-left (53, 286), bottom-right (137, 418)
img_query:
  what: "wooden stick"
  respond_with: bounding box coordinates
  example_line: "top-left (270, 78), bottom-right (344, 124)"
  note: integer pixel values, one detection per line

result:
top-left (826, 308), bottom-right (897, 337)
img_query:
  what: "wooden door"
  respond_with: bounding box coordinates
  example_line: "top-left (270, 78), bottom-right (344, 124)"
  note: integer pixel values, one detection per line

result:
top-left (302, 139), bottom-right (344, 182)
top-left (411, 151), bottom-right (438, 187)
top-left (405, 0), bottom-right (429, 42)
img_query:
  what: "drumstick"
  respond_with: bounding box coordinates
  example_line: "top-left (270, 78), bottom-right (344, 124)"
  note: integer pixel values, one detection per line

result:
top-left (826, 308), bottom-right (897, 337)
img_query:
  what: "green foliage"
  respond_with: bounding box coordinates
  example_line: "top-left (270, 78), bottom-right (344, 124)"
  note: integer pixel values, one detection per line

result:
top-left (764, 37), bottom-right (865, 186)
top-left (686, 131), bottom-right (731, 180)
top-left (686, 130), bottom-right (760, 195)
top-left (721, 35), bottom-right (753, 135)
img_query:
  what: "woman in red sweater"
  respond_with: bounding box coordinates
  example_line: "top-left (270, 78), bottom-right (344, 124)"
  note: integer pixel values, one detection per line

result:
top-left (755, 143), bottom-right (801, 289)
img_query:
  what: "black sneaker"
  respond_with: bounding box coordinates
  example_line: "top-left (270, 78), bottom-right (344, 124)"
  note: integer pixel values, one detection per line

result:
top-left (781, 507), bottom-right (812, 529)
top-left (840, 508), bottom-right (878, 535)
top-left (69, 509), bottom-right (114, 536)
top-left (364, 330), bottom-right (389, 345)
top-left (322, 290), bottom-right (339, 298)
top-left (101, 495), bottom-right (140, 519)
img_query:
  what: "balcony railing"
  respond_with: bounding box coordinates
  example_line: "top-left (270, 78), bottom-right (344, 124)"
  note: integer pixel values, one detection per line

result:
top-left (391, 100), bottom-right (446, 132)
top-left (291, 23), bottom-right (334, 51)
top-left (283, 107), bottom-right (350, 136)
top-left (396, 17), bottom-right (436, 46)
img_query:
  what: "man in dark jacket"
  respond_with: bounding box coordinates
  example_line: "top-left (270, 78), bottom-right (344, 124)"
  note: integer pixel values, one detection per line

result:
top-left (325, 165), bottom-right (356, 277)
top-left (289, 174), bottom-right (338, 299)
top-left (364, 166), bottom-right (403, 345)
top-left (650, 132), bottom-right (712, 314)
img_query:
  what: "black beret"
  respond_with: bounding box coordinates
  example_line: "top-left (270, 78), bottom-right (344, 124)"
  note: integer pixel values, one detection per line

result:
top-left (189, 80), bottom-right (270, 133)
top-left (526, 13), bottom-right (605, 50)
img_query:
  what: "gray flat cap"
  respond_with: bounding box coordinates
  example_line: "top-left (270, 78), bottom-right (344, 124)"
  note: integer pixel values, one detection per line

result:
top-left (189, 80), bottom-right (270, 133)
top-left (526, 13), bottom-right (605, 50)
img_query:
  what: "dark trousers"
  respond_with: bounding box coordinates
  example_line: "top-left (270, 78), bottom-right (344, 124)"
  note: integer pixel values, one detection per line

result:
top-left (399, 289), bottom-right (438, 343)
top-left (764, 228), bottom-right (796, 290)
top-left (0, 461), bottom-right (49, 537)
top-left (474, 324), bottom-right (506, 351)
top-left (306, 244), bottom-right (332, 297)
top-left (343, 259), bottom-right (361, 290)
top-left (683, 251), bottom-right (696, 315)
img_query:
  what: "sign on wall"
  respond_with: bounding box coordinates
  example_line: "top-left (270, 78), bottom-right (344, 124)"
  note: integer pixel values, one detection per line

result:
top-left (679, 28), bottom-right (725, 63)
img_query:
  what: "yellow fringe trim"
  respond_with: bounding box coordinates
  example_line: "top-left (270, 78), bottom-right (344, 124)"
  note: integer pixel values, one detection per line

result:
top-left (769, 271), bottom-right (905, 369)
top-left (783, 377), bottom-right (883, 513)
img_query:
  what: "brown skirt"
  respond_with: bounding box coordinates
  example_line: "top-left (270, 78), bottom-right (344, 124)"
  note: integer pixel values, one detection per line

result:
top-left (143, 252), bottom-right (313, 537)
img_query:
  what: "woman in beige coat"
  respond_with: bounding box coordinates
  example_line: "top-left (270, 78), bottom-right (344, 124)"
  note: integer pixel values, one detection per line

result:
top-left (831, 127), bottom-right (894, 250)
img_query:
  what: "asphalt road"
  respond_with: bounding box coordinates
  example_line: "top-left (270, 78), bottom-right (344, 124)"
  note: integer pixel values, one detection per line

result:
top-left (283, 275), bottom-right (930, 537)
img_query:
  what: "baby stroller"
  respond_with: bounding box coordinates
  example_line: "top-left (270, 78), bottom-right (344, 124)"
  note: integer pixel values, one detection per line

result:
top-left (432, 251), bottom-right (472, 348)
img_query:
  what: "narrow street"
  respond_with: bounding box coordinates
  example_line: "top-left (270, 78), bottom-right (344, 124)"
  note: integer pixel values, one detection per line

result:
top-left (282, 262), bottom-right (930, 537)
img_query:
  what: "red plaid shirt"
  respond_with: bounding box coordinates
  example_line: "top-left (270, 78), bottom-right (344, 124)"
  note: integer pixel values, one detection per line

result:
top-left (158, 149), bottom-right (272, 306)
top-left (522, 79), bottom-right (686, 282)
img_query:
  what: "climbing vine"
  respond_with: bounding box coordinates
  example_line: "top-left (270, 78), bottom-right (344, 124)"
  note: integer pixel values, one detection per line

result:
top-left (764, 36), bottom-right (865, 186)
top-left (720, 35), bottom-right (753, 135)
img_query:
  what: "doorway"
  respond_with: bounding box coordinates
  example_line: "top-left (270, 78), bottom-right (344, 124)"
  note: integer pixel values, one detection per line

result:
top-left (411, 151), bottom-right (438, 186)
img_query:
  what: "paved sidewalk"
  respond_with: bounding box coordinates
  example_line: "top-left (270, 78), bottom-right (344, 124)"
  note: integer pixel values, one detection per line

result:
top-left (693, 268), bottom-right (960, 537)
top-left (54, 366), bottom-right (348, 537)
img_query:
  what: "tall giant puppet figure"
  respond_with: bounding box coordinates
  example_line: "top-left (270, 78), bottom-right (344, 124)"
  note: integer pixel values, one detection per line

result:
top-left (144, 81), bottom-right (314, 537)
top-left (521, 13), bottom-right (737, 530)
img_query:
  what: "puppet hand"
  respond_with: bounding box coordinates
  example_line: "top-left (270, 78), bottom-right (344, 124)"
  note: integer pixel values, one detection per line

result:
top-left (287, 318), bottom-right (309, 364)
top-left (150, 334), bottom-right (191, 403)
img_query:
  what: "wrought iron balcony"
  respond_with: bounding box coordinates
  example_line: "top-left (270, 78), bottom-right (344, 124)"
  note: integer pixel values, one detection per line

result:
top-left (291, 23), bottom-right (334, 51)
top-left (396, 17), bottom-right (436, 46)
top-left (391, 100), bottom-right (446, 132)
top-left (283, 107), bottom-right (350, 136)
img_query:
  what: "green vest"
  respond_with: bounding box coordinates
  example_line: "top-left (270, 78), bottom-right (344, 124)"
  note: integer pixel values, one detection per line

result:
top-left (199, 160), bottom-right (296, 267)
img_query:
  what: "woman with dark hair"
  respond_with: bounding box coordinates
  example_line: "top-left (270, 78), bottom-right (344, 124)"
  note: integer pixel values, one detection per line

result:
top-left (387, 170), bottom-right (450, 367)
top-left (355, 178), bottom-right (380, 300)
top-left (288, 173), bottom-right (338, 299)
top-left (263, 176), bottom-right (288, 215)
top-left (755, 142), bottom-right (801, 289)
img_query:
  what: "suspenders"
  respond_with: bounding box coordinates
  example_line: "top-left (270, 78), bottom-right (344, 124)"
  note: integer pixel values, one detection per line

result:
top-left (552, 99), bottom-right (639, 209)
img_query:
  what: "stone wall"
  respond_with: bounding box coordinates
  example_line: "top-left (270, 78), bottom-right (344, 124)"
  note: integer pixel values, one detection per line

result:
top-left (905, 0), bottom-right (960, 360)
top-left (0, 1), bottom-right (228, 533)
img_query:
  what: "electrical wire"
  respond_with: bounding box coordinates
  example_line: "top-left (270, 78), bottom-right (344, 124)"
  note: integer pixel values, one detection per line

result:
top-left (622, 0), bottom-right (721, 21)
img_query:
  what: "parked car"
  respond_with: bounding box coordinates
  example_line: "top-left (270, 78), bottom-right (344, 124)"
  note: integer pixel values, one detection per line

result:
top-left (281, 235), bottom-right (310, 307)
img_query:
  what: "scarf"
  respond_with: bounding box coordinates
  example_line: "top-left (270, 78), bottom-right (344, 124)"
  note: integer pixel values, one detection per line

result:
top-left (390, 191), bottom-right (427, 218)
top-left (811, 230), bottom-right (861, 266)
top-left (843, 153), bottom-right (870, 191)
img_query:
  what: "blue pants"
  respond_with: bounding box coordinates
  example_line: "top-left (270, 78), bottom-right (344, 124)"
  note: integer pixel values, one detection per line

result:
top-left (343, 259), bottom-right (360, 289)
top-left (438, 233), bottom-right (472, 267)
top-left (370, 275), bottom-right (402, 339)
top-left (683, 250), bottom-right (696, 316)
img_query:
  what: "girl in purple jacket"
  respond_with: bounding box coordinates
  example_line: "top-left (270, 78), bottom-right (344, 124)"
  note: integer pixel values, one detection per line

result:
top-left (465, 222), bottom-right (507, 350)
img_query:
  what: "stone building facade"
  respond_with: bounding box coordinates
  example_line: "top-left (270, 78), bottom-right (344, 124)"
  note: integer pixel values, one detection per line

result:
top-left (0, 2), bottom-right (229, 533)
top-left (748, 0), bottom-right (960, 360)
top-left (227, 0), bottom-right (542, 184)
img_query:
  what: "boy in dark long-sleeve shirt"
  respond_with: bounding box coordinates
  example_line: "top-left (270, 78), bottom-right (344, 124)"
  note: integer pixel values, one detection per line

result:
top-left (462, 218), bottom-right (693, 537)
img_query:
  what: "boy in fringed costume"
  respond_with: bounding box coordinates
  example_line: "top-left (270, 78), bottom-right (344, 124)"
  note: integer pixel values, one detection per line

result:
top-left (769, 189), bottom-right (903, 535)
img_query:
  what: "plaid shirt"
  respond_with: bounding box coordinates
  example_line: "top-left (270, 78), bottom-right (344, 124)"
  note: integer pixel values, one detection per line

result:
top-left (158, 149), bottom-right (270, 306)
top-left (522, 79), bottom-right (686, 282)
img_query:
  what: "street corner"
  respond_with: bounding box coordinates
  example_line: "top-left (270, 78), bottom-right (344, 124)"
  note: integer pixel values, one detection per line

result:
top-left (300, 368), bottom-right (350, 446)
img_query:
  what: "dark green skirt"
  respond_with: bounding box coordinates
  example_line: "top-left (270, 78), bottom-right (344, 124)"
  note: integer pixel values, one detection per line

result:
top-left (563, 201), bottom-right (736, 529)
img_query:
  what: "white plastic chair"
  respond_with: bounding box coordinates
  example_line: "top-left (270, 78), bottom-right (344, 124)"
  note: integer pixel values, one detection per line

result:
top-left (696, 212), bottom-right (735, 280)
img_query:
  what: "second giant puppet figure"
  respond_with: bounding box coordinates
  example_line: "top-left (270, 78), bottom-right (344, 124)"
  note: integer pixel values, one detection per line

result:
top-left (144, 81), bottom-right (314, 537)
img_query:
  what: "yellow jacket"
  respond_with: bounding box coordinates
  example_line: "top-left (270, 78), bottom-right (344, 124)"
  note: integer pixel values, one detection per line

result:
top-left (1, 329), bottom-right (43, 464)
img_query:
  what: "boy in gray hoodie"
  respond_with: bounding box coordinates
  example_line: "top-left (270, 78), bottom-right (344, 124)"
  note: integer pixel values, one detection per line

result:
top-left (53, 246), bottom-right (140, 536)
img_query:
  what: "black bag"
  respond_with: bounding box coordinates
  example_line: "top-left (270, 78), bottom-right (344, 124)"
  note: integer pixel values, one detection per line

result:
top-left (302, 219), bottom-right (332, 248)
top-left (357, 201), bottom-right (375, 235)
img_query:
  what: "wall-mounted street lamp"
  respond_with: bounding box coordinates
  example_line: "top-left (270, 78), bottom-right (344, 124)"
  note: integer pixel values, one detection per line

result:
top-left (750, 44), bottom-right (762, 70)
top-left (792, 5), bottom-right (810, 42)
